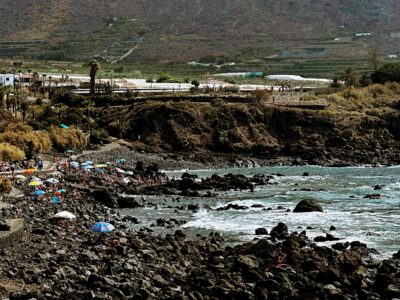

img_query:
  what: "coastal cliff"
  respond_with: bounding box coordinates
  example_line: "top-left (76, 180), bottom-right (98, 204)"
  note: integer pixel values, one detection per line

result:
top-left (93, 86), bottom-right (400, 166)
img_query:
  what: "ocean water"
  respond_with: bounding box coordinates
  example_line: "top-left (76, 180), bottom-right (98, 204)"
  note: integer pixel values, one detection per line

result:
top-left (122, 166), bottom-right (400, 258)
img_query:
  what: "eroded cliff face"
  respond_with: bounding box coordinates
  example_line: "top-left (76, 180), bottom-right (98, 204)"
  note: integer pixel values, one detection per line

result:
top-left (94, 99), bottom-right (400, 165)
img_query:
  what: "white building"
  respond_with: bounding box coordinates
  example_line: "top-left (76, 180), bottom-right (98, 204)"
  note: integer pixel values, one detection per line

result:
top-left (0, 74), bottom-right (15, 86)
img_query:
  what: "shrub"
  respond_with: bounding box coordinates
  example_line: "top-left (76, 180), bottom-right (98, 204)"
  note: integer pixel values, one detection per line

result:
top-left (0, 178), bottom-right (12, 196)
top-left (224, 85), bottom-right (240, 93)
top-left (0, 143), bottom-right (25, 161)
top-left (191, 80), bottom-right (200, 87)
top-left (371, 63), bottom-right (400, 83)
top-left (0, 123), bottom-right (51, 158)
top-left (35, 98), bottom-right (43, 105)
top-left (156, 73), bottom-right (172, 83)
top-left (47, 126), bottom-right (86, 151)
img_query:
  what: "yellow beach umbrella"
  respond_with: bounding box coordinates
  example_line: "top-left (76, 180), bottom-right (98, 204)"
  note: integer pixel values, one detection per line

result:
top-left (94, 164), bottom-right (108, 168)
top-left (28, 181), bottom-right (42, 186)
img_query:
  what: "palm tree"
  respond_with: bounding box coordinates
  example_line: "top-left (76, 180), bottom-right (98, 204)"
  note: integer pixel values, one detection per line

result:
top-left (27, 69), bottom-right (32, 95)
top-left (88, 59), bottom-right (101, 96)
top-left (0, 85), bottom-right (9, 108)
top-left (112, 117), bottom-right (129, 139)
top-left (20, 101), bottom-right (29, 122)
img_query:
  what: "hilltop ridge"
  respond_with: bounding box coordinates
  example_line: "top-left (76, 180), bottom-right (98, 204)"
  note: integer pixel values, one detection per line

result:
top-left (0, 0), bottom-right (399, 62)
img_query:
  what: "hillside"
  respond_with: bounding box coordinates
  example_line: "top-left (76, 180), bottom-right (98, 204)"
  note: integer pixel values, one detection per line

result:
top-left (0, 0), bottom-right (399, 62)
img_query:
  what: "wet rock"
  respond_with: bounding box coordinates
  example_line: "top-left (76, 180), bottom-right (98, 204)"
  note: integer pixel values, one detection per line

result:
top-left (314, 233), bottom-right (340, 242)
top-left (216, 204), bottom-right (249, 211)
top-left (364, 194), bottom-right (381, 199)
top-left (181, 172), bottom-right (198, 180)
top-left (293, 199), bottom-right (323, 213)
top-left (121, 215), bottom-right (140, 224)
top-left (270, 222), bottom-right (288, 239)
top-left (255, 228), bottom-right (268, 235)
top-left (251, 204), bottom-right (264, 208)
top-left (373, 185), bottom-right (385, 190)
top-left (332, 242), bottom-right (349, 251)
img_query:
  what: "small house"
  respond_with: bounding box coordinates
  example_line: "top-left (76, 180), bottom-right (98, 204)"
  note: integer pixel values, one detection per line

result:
top-left (0, 74), bottom-right (15, 86)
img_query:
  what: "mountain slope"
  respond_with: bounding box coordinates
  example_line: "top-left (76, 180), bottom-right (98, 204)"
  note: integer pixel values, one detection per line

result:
top-left (0, 0), bottom-right (399, 62)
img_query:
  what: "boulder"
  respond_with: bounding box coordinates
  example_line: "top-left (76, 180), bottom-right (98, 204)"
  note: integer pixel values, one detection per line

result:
top-left (338, 250), bottom-right (362, 271)
top-left (255, 228), bottom-right (268, 235)
top-left (364, 194), bottom-right (381, 199)
top-left (293, 199), bottom-right (323, 213)
top-left (0, 219), bottom-right (10, 231)
top-left (92, 189), bottom-right (119, 208)
top-left (270, 222), bottom-right (288, 239)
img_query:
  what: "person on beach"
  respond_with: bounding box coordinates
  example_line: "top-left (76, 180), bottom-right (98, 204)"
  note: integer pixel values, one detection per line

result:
top-left (268, 252), bottom-right (289, 271)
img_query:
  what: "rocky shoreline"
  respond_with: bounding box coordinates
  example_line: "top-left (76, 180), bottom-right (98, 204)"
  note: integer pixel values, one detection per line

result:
top-left (0, 149), bottom-right (399, 299)
top-left (79, 145), bottom-right (400, 172)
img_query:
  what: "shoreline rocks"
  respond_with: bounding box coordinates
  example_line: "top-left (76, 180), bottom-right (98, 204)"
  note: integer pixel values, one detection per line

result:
top-left (293, 199), bottom-right (324, 213)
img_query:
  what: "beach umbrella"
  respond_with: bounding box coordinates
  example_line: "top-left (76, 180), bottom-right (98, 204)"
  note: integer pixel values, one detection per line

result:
top-left (57, 189), bottom-right (66, 193)
top-left (52, 211), bottom-right (76, 219)
top-left (15, 175), bottom-right (26, 180)
top-left (70, 162), bottom-right (79, 168)
top-left (46, 178), bottom-right (59, 184)
top-left (82, 165), bottom-right (93, 169)
top-left (31, 177), bottom-right (41, 181)
top-left (94, 164), bottom-right (107, 168)
top-left (32, 190), bottom-right (46, 196)
top-left (85, 161), bottom-right (93, 165)
top-left (28, 181), bottom-right (42, 186)
top-left (90, 222), bottom-right (115, 233)
top-left (24, 168), bottom-right (37, 174)
top-left (125, 171), bottom-right (134, 176)
top-left (94, 168), bottom-right (104, 174)
top-left (60, 124), bottom-right (69, 129)
top-left (115, 168), bottom-right (125, 174)
top-left (66, 150), bottom-right (74, 153)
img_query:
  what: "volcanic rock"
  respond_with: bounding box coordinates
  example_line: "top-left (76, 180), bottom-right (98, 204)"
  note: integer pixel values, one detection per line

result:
top-left (293, 199), bottom-right (323, 213)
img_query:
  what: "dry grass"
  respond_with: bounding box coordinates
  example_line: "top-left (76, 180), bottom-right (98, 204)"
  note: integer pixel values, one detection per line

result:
top-left (0, 143), bottom-right (25, 161)
top-left (47, 126), bottom-right (86, 151)
top-left (0, 123), bottom-right (51, 158)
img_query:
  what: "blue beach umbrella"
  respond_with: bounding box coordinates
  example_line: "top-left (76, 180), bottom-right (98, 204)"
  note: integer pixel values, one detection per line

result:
top-left (60, 124), bottom-right (69, 129)
top-left (57, 189), bottom-right (66, 193)
top-left (70, 162), bottom-right (79, 168)
top-left (46, 178), bottom-right (59, 184)
top-left (94, 168), bottom-right (104, 174)
top-left (32, 190), bottom-right (46, 196)
top-left (90, 222), bottom-right (115, 233)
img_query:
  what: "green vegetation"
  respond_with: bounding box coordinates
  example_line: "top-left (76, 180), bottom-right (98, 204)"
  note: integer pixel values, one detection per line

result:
top-left (88, 60), bottom-right (101, 96)
top-left (371, 63), bottom-right (400, 84)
